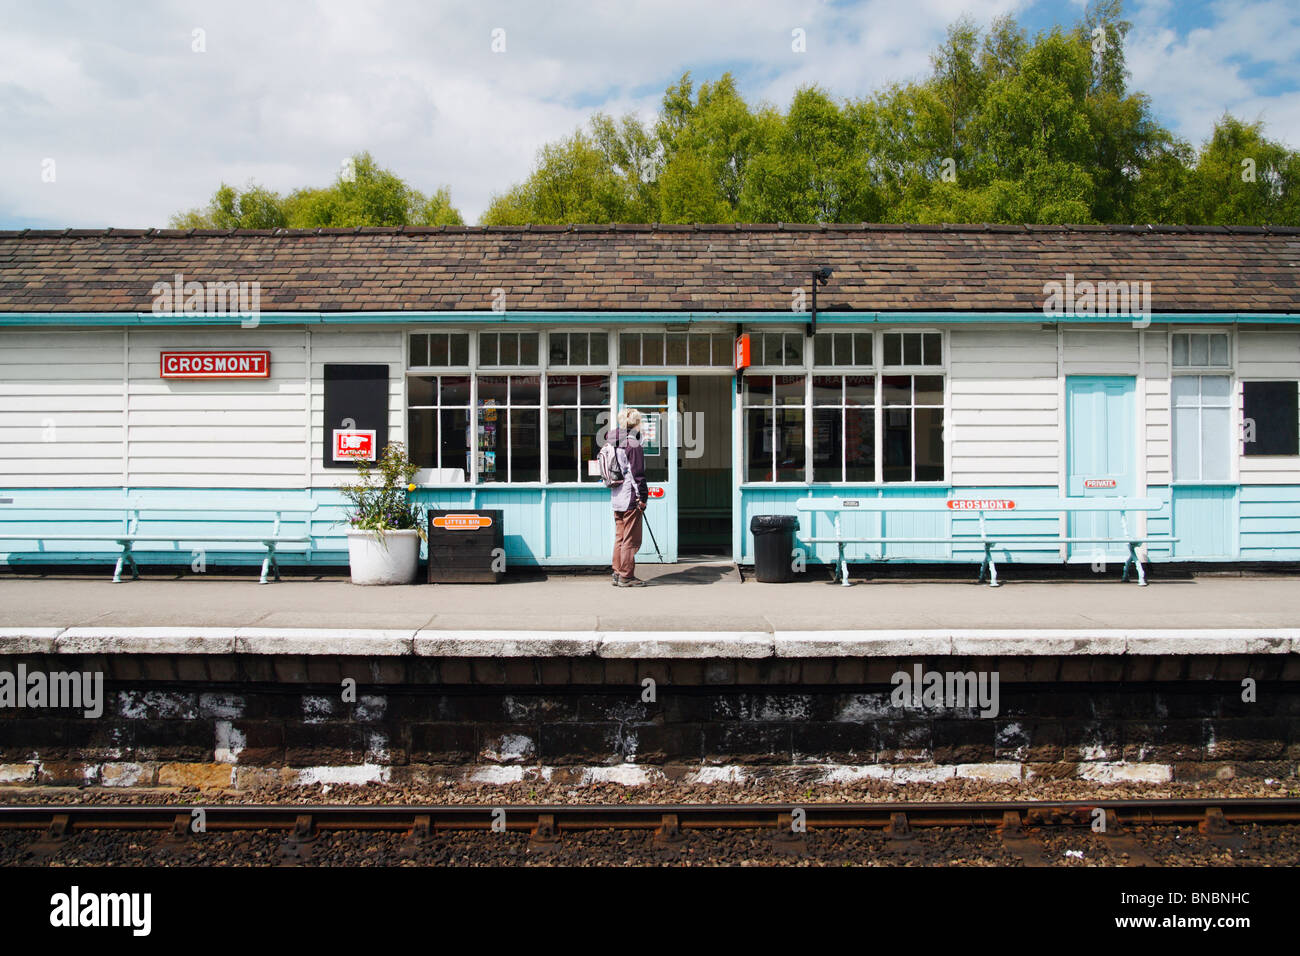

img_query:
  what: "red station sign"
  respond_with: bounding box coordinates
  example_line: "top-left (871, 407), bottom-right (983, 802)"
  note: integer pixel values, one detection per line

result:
top-left (332, 429), bottom-right (376, 462)
top-left (946, 499), bottom-right (1017, 511)
top-left (160, 350), bottom-right (270, 379)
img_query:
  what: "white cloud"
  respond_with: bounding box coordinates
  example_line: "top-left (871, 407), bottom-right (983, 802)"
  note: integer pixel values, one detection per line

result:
top-left (0, 0), bottom-right (1296, 227)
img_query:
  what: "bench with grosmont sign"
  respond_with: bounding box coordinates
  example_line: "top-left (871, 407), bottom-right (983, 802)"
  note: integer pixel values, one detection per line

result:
top-left (0, 494), bottom-right (318, 584)
top-left (794, 495), bottom-right (1174, 588)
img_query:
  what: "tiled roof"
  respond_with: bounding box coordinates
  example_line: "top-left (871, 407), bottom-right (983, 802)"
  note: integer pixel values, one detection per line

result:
top-left (1, 223), bottom-right (1298, 314)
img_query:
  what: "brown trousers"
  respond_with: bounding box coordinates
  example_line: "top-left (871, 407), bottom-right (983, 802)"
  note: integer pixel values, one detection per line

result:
top-left (612, 508), bottom-right (643, 579)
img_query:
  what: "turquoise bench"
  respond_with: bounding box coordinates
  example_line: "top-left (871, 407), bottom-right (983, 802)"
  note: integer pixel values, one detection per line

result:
top-left (794, 495), bottom-right (1174, 588)
top-left (0, 495), bottom-right (318, 584)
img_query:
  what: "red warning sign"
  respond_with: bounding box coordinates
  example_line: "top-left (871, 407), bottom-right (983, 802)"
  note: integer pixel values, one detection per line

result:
top-left (647, 487), bottom-right (665, 499)
top-left (1083, 478), bottom-right (1117, 489)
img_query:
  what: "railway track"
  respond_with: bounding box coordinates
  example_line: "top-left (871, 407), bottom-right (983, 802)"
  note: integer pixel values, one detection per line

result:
top-left (4, 797), bottom-right (1299, 863)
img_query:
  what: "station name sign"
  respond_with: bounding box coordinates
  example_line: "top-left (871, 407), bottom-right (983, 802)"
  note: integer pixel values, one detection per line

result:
top-left (160, 350), bottom-right (270, 379)
top-left (946, 499), bottom-right (1017, 511)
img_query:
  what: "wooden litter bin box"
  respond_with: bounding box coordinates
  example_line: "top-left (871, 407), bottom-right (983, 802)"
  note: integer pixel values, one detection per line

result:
top-left (427, 509), bottom-right (504, 583)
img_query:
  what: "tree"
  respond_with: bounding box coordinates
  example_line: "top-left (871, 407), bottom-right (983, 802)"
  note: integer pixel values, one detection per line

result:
top-left (168, 152), bottom-right (464, 229)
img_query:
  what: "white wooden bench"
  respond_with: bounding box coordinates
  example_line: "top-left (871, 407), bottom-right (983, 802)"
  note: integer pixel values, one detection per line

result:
top-left (794, 495), bottom-right (1173, 588)
top-left (0, 495), bottom-right (318, 584)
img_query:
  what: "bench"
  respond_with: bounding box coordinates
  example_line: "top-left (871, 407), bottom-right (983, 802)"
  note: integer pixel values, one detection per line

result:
top-left (0, 495), bottom-right (318, 584)
top-left (794, 495), bottom-right (1174, 588)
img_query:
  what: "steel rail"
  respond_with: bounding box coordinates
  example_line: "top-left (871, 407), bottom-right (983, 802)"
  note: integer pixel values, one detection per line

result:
top-left (1, 798), bottom-right (1298, 834)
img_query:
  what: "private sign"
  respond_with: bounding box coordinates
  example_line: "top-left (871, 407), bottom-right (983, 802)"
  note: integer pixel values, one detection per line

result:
top-left (160, 350), bottom-right (270, 379)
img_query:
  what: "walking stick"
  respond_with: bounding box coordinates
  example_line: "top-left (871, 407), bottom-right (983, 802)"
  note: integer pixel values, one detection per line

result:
top-left (641, 506), bottom-right (665, 563)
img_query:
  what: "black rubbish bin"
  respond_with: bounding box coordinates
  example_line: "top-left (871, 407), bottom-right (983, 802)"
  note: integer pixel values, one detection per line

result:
top-left (749, 514), bottom-right (799, 583)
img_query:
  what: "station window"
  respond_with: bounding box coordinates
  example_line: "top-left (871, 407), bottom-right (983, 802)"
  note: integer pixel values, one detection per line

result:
top-left (549, 332), bottom-right (610, 367)
top-left (883, 375), bottom-right (944, 482)
top-left (812, 375), bottom-right (875, 482)
top-left (475, 375), bottom-right (541, 483)
top-left (813, 332), bottom-right (872, 368)
top-left (1172, 332), bottom-right (1230, 369)
top-left (478, 331), bottom-right (539, 368)
top-left (618, 331), bottom-right (732, 367)
top-left (756, 332), bottom-right (804, 368)
top-left (1243, 381), bottom-right (1300, 457)
top-left (743, 374), bottom-right (806, 482)
top-left (547, 374), bottom-right (611, 482)
top-left (409, 332), bottom-right (469, 368)
top-left (1172, 375), bottom-right (1232, 480)
top-left (407, 375), bottom-right (471, 479)
top-left (883, 331), bottom-right (942, 367)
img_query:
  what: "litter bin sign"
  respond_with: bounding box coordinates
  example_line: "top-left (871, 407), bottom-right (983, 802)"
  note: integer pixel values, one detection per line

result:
top-left (427, 509), bottom-right (504, 583)
top-left (749, 514), bottom-right (799, 583)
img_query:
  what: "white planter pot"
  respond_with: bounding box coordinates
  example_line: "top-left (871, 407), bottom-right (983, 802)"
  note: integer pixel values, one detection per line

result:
top-left (346, 528), bottom-right (420, 585)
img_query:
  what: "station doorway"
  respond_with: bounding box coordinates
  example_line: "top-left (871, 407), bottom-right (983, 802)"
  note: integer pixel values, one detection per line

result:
top-left (677, 374), bottom-right (734, 556)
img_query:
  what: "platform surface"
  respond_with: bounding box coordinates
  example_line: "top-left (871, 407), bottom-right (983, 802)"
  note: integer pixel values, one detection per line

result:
top-left (1, 567), bottom-right (1299, 657)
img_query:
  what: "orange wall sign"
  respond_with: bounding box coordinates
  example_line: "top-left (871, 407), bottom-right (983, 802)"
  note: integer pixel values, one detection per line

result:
top-left (432, 514), bottom-right (494, 531)
top-left (734, 334), bottom-right (751, 371)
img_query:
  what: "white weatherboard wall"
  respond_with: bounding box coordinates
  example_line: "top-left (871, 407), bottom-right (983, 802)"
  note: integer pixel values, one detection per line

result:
top-left (0, 330), bottom-right (126, 487)
top-left (127, 328), bottom-right (308, 488)
top-left (0, 326), bottom-right (406, 492)
top-left (947, 327), bottom-right (1058, 486)
top-left (1143, 330), bottom-right (1172, 487)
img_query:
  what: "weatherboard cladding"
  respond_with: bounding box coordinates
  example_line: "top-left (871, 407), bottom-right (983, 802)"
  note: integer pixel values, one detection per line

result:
top-left (1, 224), bottom-right (1298, 314)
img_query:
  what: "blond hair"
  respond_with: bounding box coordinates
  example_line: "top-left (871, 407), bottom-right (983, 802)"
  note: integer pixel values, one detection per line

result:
top-left (617, 407), bottom-right (643, 430)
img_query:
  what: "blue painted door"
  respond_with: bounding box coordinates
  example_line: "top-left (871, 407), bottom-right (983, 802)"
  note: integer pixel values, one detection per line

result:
top-left (618, 375), bottom-right (678, 562)
top-left (1066, 376), bottom-right (1136, 561)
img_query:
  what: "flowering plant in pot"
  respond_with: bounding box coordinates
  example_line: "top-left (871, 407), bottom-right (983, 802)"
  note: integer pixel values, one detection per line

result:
top-left (340, 441), bottom-right (425, 585)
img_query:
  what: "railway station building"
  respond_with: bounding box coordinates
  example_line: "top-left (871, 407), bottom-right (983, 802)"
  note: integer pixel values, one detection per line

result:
top-left (1, 223), bottom-right (1298, 572)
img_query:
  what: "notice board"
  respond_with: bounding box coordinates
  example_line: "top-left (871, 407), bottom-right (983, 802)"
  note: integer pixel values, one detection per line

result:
top-left (323, 364), bottom-right (390, 469)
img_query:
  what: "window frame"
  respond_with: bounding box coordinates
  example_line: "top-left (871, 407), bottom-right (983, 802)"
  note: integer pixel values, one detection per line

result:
top-left (1168, 328), bottom-right (1236, 485)
top-left (741, 326), bottom-right (949, 486)
top-left (405, 328), bottom-right (619, 486)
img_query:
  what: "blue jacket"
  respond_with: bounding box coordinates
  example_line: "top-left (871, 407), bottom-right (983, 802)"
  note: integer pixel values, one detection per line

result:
top-left (606, 428), bottom-right (649, 512)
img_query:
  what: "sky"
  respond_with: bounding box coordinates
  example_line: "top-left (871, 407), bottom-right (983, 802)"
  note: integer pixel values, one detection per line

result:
top-left (2, 0), bottom-right (1298, 229)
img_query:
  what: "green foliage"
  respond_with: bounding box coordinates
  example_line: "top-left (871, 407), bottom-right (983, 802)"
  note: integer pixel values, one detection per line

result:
top-left (480, 3), bottom-right (1299, 227)
top-left (170, 4), bottom-right (1300, 228)
top-left (168, 152), bottom-right (464, 229)
top-left (340, 442), bottom-right (425, 538)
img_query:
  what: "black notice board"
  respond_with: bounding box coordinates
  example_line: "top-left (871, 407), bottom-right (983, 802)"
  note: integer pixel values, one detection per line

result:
top-left (323, 364), bottom-right (390, 468)
top-left (1243, 380), bottom-right (1299, 456)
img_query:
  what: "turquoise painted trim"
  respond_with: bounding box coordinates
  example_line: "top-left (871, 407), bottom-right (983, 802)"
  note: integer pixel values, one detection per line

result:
top-left (5, 483), bottom-right (1298, 569)
top-left (1165, 485), bottom-right (1237, 559)
top-left (2, 310), bottom-right (1297, 328)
